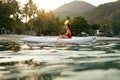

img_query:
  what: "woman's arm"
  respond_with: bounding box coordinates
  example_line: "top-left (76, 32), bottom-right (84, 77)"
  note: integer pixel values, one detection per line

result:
top-left (64, 30), bottom-right (69, 35)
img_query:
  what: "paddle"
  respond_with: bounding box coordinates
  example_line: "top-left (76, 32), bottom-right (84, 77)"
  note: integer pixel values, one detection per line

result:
top-left (56, 19), bottom-right (70, 43)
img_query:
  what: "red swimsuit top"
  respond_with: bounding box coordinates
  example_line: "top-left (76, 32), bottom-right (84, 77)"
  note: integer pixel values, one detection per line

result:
top-left (67, 33), bottom-right (72, 38)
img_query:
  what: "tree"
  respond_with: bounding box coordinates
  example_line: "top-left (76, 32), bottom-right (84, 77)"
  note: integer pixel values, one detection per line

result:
top-left (0, 0), bottom-right (25, 34)
top-left (8, 0), bottom-right (25, 34)
top-left (0, 1), bottom-right (13, 33)
top-left (112, 23), bottom-right (120, 35)
top-left (71, 16), bottom-right (89, 35)
top-left (32, 10), bottom-right (61, 36)
top-left (89, 24), bottom-right (100, 35)
top-left (22, 0), bottom-right (37, 32)
top-left (100, 24), bottom-right (113, 36)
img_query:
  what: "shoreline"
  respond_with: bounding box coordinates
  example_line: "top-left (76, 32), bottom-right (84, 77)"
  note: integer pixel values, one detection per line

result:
top-left (0, 34), bottom-right (120, 42)
top-left (0, 34), bottom-right (30, 42)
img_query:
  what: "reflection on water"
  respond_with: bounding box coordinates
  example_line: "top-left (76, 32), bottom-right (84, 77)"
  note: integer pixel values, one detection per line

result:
top-left (0, 39), bottom-right (120, 80)
top-left (0, 42), bottom-right (20, 52)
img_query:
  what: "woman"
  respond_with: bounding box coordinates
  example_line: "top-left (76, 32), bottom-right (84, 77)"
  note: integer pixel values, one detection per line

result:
top-left (60, 24), bottom-right (72, 38)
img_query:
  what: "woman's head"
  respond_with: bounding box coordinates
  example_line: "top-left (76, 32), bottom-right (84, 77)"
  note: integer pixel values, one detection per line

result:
top-left (64, 24), bottom-right (71, 31)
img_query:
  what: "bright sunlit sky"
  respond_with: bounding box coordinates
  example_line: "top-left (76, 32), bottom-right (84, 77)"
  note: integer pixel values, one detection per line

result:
top-left (19, 0), bottom-right (117, 10)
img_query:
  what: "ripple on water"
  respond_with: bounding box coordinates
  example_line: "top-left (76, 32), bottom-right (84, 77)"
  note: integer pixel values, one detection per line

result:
top-left (0, 40), bottom-right (120, 80)
top-left (55, 69), bottom-right (120, 80)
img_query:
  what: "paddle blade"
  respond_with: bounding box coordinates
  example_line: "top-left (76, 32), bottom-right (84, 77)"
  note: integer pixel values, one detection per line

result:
top-left (64, 20), bottom-right (69, 25)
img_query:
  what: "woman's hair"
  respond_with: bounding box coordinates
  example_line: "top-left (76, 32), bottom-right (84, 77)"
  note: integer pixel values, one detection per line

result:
top-left (66, 24), bottom-right (71, 31)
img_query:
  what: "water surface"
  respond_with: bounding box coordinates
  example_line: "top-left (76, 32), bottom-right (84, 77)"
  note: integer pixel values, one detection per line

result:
top-left (0, 39), bottom-right (120, 80)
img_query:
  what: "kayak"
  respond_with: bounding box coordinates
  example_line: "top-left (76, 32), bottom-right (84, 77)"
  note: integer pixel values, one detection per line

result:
top-left (21, 36), bottom-right (96, 44)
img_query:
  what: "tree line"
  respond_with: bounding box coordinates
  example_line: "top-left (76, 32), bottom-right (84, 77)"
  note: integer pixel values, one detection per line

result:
top-left (0, 0), bottom-right (119, 36)
top-left (0, 0), bottom-right (62, 35)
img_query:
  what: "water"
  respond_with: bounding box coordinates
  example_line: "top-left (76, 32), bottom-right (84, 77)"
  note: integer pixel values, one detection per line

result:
top-left (0, 39), bottom-right (120, 80)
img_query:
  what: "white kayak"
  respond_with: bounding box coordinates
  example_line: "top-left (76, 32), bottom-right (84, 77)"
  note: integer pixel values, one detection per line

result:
top-left (21, 36), bottom-right (96, 44)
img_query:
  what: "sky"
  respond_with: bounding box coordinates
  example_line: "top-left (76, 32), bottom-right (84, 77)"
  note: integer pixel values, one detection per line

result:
top-left (19, 0), bottom-right (117, 10)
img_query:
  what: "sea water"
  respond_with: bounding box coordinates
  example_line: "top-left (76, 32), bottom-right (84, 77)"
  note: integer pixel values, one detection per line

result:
top-left (0, 39), bottom-right (120, 80)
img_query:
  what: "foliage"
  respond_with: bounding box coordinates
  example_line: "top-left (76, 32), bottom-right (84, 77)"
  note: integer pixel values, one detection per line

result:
top-left (0, 0), bottom-right (25, 34)
top-left (112, 24), bottom-right (120, 35)
top-left (0, 1), bottom-right (13, 31)
top-left (32, 10), bottom-right (61, 36)
top-left (90, 24), bottom-right (100, 30)
top-left (89, 24), bottom-right (101, 35)
top-left (110, 10), bottom-right (120, 24)
top-left (71, 16), bottom-right (89, 35)
top-left (22, 0), bottom-right (37, 31)
top-left (83, 1), bottom-right (120, 24)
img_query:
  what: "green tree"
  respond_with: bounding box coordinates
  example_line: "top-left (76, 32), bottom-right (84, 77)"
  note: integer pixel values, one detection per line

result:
top-left (0, 0), bottom-right (25, 34)
top-left (89, 24), bottom-right (100, 35)
top-left (112, 23), bottom-right (120, 35)
top-left (26, 0), bottom-right (37, 31)
top-left (71, 16), bottom-right (89, 35)
top-left (0, 1), bottom-right (13, 33)
top-left (21, 0), bottom-right (37, 35)
top-left (8, 0), bottom-right (25, 34)
top-left (100, 24), bottom-right (113, 36)
top-left (33, 10), bottom-right (61, 36)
